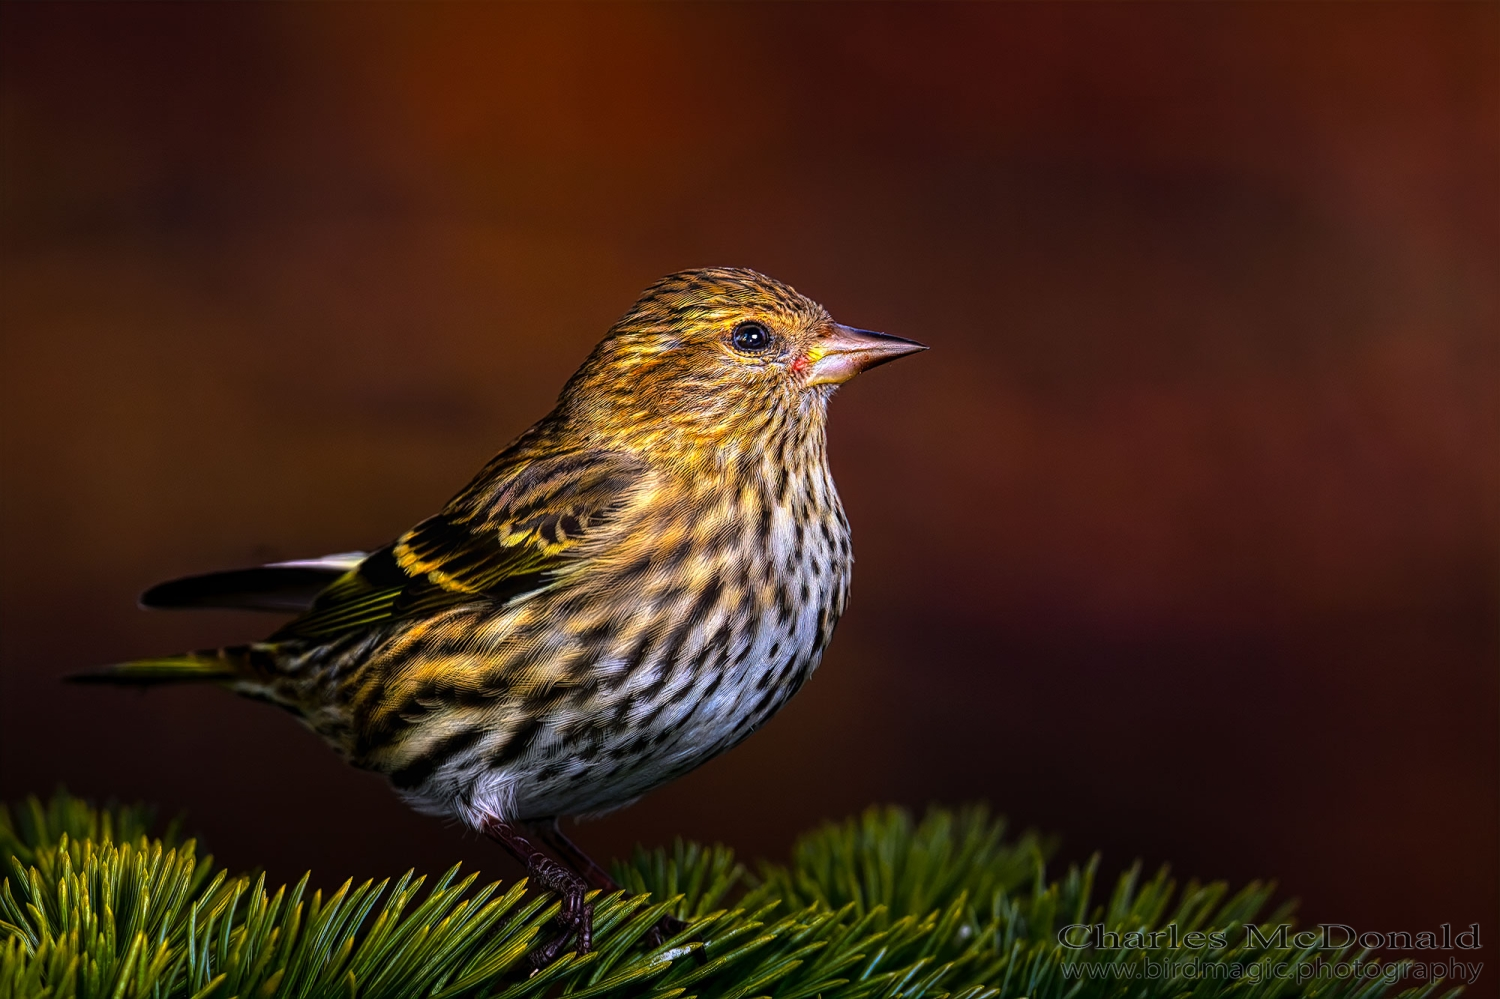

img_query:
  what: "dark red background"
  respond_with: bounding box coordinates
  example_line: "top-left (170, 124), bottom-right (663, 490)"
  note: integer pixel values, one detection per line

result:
top-left (2, 3), bottom-right (1495, 993)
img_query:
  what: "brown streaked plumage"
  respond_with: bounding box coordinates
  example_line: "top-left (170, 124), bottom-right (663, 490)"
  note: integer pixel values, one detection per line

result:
top-left (76, 267), bottom-right (926, 961)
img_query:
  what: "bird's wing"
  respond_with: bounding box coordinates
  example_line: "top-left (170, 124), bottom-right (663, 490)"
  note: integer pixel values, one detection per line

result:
top-left (272, 450), bottom-right (650, 642)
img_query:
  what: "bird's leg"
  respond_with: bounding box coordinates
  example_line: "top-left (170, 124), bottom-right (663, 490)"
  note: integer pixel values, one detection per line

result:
top-left (481, 817), bottom-right (593, 965)
top-left (531, 818), bottom-right (690, 950)
top-left (530, 818), bottom-right (621, 892)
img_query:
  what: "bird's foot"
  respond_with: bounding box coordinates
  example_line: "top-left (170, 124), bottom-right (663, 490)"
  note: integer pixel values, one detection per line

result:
top-left (496, 818), bottom-right (703, 964)
top-left (481, 818), bottom-right (594, 967)
top-left (644, 912), bottom-right (691, 950)
top-left (525, 854), bottom-right (593, 968)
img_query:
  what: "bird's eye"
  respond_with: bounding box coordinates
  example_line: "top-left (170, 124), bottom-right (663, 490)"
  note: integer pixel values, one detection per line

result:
top-left (731, 322), bottom-right (771, 353)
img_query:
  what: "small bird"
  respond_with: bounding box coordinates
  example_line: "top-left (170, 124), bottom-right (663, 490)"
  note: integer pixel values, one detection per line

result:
top-left (76, 268), bottom-right (925, 961)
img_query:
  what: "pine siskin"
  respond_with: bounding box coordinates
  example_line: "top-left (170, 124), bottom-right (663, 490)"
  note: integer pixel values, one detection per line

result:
top-left (76, 267), bottom-right (926, 961)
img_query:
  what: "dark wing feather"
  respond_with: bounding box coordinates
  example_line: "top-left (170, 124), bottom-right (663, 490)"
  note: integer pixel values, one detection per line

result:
top-left (140, 553), bottom-right (367, 612)
top-left (271, 450), bottom-right (648, 642)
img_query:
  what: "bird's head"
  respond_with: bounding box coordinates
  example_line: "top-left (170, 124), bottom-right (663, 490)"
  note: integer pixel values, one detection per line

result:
top-left (558, 267), bottom-right (926, 456)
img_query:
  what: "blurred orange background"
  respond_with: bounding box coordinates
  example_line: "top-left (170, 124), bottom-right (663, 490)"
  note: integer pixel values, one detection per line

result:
top-left (2, 2), bottom-right (1495, 990)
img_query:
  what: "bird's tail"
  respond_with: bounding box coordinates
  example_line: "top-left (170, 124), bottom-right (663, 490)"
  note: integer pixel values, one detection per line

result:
top-left (69, 646), bottom-right (269, 687)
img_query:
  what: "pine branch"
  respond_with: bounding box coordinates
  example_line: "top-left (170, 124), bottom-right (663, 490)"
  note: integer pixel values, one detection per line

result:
top-left (0, 791), bottom-right (1462, 999)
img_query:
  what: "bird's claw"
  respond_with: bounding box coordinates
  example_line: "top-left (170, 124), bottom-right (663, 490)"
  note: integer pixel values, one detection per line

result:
top-left (643, 912), bottom-right (688, 949)
top-left (644, 912), bottom-right (710, 963)
top-left (525, 855), bottom-right (593, 967)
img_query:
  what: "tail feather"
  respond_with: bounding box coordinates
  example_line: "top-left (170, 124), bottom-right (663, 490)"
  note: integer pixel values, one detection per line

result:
top-left (69, 652), bottom-right (244, 687)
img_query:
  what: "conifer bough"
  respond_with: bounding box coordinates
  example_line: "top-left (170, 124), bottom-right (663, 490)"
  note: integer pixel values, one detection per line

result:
top-left (0, 792), bottom-right (1457, 999)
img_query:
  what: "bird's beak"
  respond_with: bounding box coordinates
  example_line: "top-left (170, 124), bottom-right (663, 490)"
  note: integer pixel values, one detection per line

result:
top-left (803, 324), bottom-right (929, 387)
